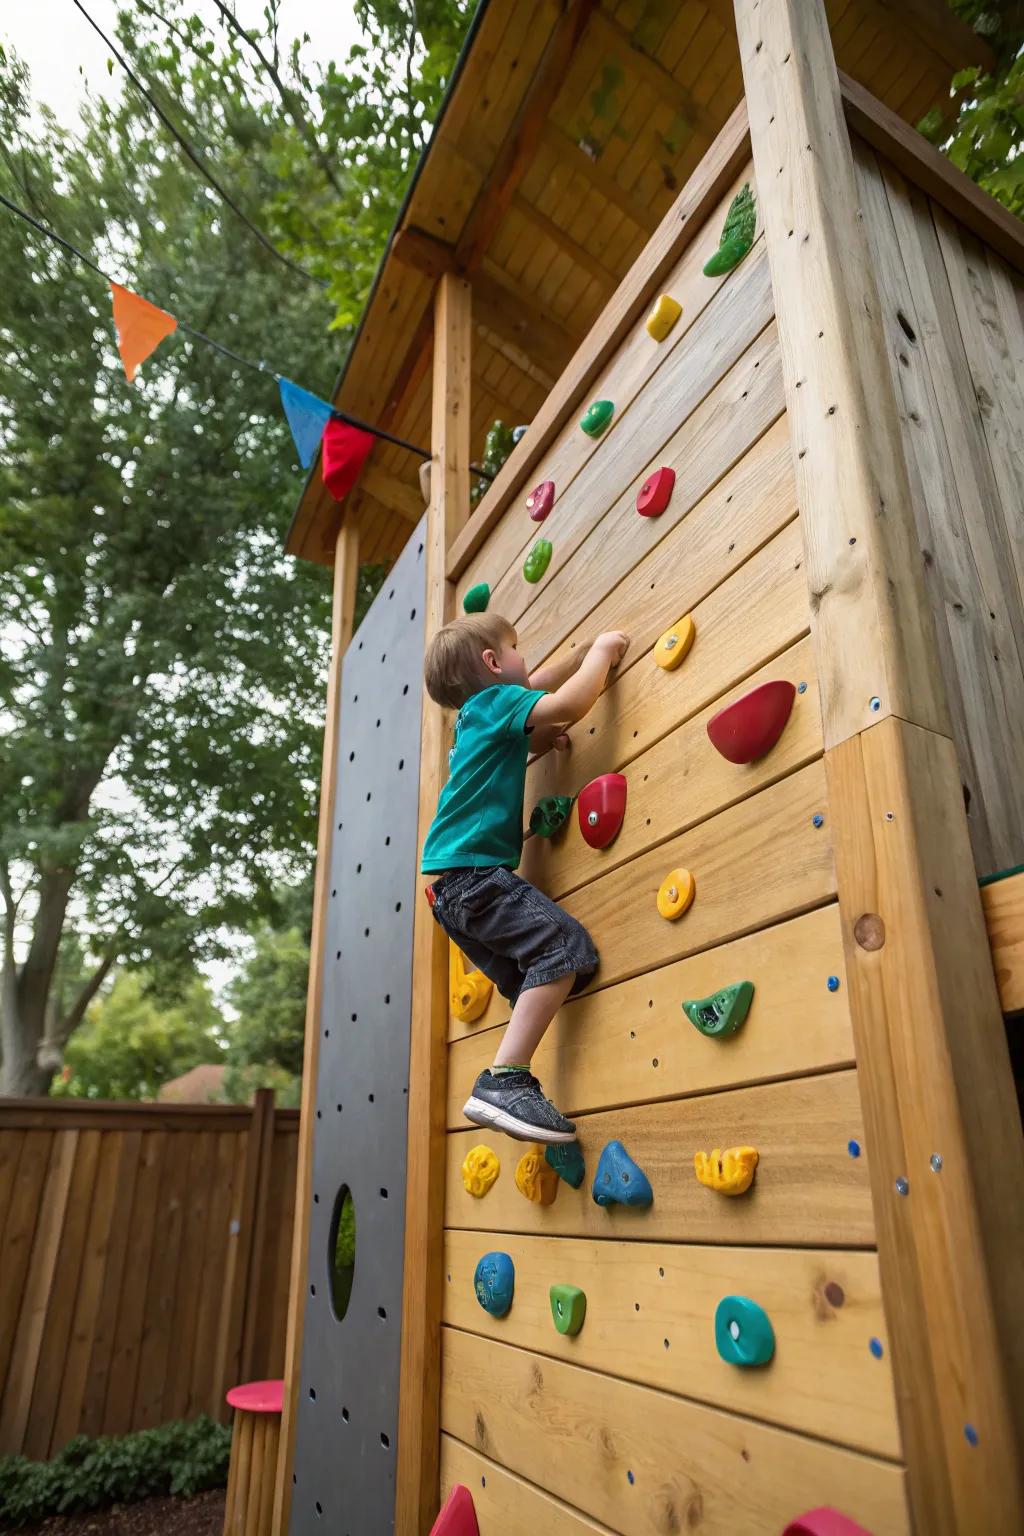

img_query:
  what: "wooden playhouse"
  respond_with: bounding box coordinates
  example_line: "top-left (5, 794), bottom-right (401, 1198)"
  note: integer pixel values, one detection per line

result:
top-left (274, 2), bottom-right (1024, 1533)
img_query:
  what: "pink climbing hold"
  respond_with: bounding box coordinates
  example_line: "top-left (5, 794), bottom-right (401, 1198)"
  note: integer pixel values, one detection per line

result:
top-left (781, 1510), bottom-right (874, 1536)
top-left (525, 480), bottom-right (555, 522)
top-left (636, 465), bottom-right (675, 517)
top-left (706, 680), bottom-right (796, 765)
top-left (430, 1483), bottom-right (479, 1536)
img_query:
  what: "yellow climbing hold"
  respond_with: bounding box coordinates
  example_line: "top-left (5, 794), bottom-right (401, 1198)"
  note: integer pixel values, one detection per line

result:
top-left (694, 1147), bottom-right (759, 1196)
top-left (462, 1144), bottom-right (501, 1198)
top-left (450, 943), bottom-right (493, 1023)
top-left (654, 614), bottom-right (695, 670)
top-left (646, 293), bottom-right (682, 342)
top-left (657, 868), bottom-right (696, 921)
top-left (515, 1146), bottom-right (560, 1205)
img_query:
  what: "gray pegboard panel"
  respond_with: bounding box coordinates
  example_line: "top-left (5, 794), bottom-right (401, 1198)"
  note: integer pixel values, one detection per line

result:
top-left (291, 519), bottom-right (426, 1535)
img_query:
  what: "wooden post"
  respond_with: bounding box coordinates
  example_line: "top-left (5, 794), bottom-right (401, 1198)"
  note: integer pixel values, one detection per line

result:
top-left (734, 3), bottom-right (1024, 1532)
top-left (395, 271), bottom-right (471, 1535)
top-left (272, 516), bottom-right (360, 1536)
top-left (239, 1089), bottom-right (276, 1385)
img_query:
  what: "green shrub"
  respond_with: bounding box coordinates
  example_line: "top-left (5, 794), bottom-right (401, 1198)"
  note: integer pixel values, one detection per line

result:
top-left (0, 1416), bottom-right (231, 1526)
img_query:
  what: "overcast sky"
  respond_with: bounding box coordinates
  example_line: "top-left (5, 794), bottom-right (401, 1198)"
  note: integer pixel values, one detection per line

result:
top-left (3, 0), bottom-right (363, 128)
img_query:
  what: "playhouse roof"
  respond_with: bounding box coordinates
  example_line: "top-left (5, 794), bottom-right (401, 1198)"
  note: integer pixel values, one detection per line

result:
top-left (285, 0), bottom-right (991, 569)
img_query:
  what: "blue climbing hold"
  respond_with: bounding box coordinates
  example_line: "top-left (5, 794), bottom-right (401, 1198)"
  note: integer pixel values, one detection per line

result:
top-left (473, 1251), bottom-right (514, 1318)
top-left (546, 1141), bottom-right (585, 1189)
top-left (869, 1336), bottom-right (884, 1359)
top-left (592, 1140), bottom-right (653, 1209)
top-left (848, 1139), bottom-right (861, 1158)
top-left (964, 1423), bottom-right (979, 1447)
top-left (714, 1295), bottom-right (775, 1367)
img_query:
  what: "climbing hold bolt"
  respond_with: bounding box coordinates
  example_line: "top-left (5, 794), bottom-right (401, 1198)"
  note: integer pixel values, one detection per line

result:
top-left (797, 681), bottom-right (808, 694)
top-left (654, 614), bottom-right (696, 670)
top-left (682, 980), bottom-right (754, 1038)
top-left (827, 975), bottom-right (840, 992)
top-left (549, 1284), bottom-right (587, 1336)
top-left (592, 1140), bottom-right (653, 1209)
top-left (645, 294), bottom-right (682, 341)
top-left (473, 1251), bottom-right (514, 1317)
top-left (930, 1153), bottom-right (943, 1172)
top-left (869, 1337), bottom-right (884, 1359)
top-left (895, 1177), bottom-right (909, 1196)
top-left (847, 1139), bottom-right (861, 1159)
top-left (812, 813), bottom-right (824, 828)
top-left (870, 696), bottom-right (881, 712)
top-left (463, 582), bottom-right (490, 614)
top-left (964, 1424), bottom-right (979, 1447)
top-left (657, 868), bottom-right (696, 920)
top-left (714, 1295), bottom-right (775, 1366)
top-left (580, 399), bottom-right (614, 437)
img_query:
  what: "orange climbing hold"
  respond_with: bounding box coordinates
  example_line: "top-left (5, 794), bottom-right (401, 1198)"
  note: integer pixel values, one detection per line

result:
top-left (654, 615), bottom-right (695, 670)
top-left (694, 1147), bottom-right (759, 1195)
top-left (515, 1146), bottom-right (560, 1204)
top-left (657, 868), bottom-right (695, 920)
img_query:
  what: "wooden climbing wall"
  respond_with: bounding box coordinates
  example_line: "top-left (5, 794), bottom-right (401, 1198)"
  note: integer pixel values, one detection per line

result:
top-left (437, 156), bottom-right (911, 1536)
top-left (851, 135), bottom-right (1024, 880)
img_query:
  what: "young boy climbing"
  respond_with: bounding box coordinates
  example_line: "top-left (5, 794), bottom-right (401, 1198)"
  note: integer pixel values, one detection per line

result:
top-left (421, 612), bottom-right (630, 1143)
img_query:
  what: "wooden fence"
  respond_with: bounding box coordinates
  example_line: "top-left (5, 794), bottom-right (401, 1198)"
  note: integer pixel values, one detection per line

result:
top-left (0, 1092), bottom-right (298, 1462)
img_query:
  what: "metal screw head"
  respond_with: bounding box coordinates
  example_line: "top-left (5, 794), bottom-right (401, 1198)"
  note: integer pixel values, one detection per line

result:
top-left (869, 1337), bottom-right (884, 1359)
top-left (964, 1424), bottom-right (979, 1447)
top-left (812, 813), bottom-right (824, 828)
top-left (797, 681), bottom-right (808, 694)
top-left (667, 886), bottom-right (678, 902)
top-left (870, 696), bottom-right (882, 712)
top-left (884, 811), bottom-right (894, 822)
top-left (827, 975), bottom-right (840, 992)
top-left (895, 1176), bottom-right (909, 1196)
top-left (664, 634), bottom-right (678, 650)
top-left (587, 810), bottom-right (599, 826)
top-left (847, 1139), bottom-right (861, 1159)
top-left (930, 1153), bottom-right (943, 1172)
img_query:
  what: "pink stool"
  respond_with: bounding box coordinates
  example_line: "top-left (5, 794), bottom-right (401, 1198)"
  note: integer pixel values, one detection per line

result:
top-left (223, 1380), bottom-right (283, 1536)
top-left (782, 1511), bottom-right (874, 1536)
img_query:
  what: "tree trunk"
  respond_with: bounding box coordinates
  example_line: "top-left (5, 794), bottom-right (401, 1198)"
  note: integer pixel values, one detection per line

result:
top-left (0, 986), bottom-right (49, 1097)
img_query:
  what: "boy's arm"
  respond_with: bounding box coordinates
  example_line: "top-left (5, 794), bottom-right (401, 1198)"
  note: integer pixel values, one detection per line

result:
top-left (528, 644), bottom-right (589, 694)
top-left (526, 632), bottom-right (629, 732)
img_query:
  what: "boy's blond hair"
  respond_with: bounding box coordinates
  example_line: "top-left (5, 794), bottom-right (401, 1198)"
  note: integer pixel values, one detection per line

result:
top-left (424, 613), bottom-right (515, 709)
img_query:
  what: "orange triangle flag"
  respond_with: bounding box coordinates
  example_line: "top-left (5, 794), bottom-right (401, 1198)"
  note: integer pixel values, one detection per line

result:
top-left (109, 282), bottom-right (178, 382)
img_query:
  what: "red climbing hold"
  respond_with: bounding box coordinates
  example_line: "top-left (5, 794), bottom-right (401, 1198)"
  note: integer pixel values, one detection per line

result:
top-left (781, 1510), bottom-right (874, 1536)
top-left (430, 1484), bottom-right (479, 1536)
top-left (706, 680), bottom-right (796, 764)
top-left (578, 773), bottom-right (627, 849)
top-left (525, 480), bottom-right (555, 522)
top-left (636, 465), bottom-right (675, 517)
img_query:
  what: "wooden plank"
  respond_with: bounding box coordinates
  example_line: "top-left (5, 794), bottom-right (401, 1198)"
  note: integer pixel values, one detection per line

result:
top-left (448, 900), bottom-right (852, 1117)
top-left (0, 1130), bottom-right (78, 1455)
top-left (0, 1131), bottom-right (50, 1407)
top-left (441, 1330), bottom-right (911, 1536)
top-left (982, 872), bottom-right (1024, 1014)
top-left (131, 1120), bottom-right (194, 1430)
top-left (186, 1131), bottom-right (239, 1420)
top-left (239, 1090), bottom-right (277, 1384)
top-left (736, 0), bottom-right (948, 750)
top-left (542, 122), bottom-right (660, 233)
top-left (359, 464), bottom-right (424, 523)
top-left (525, 634), bottom-right (819, 901)
top-left (394, 271), bottom-right (472, 1536)
top-left (163, 1131), bottom-right (219, 1423)
top-left (0, 1128), bottom-right (22, 1240)
top-left (24, 1129), bottom-right (102, 1460)
top-left (446, 1070), bottom-right (872, 1247)
top-left (444, 1231), bottom-right (898, 1456)
top-left (838, 72), bottom-right (1024, 278)
top-left (446, 100), bottom-right (752, 579)
top-left (827, 719), bottom-right (1024, 1531)
top-left (211, 1129), bottom-right (252, 1418)
top-left (0, 1101), bottom-right (259, 1132)
top-left (441, 1436), bottom-right (618, 1535)
top-left (274, 517), bottom-right (360, 1535)
top-left (102, 1131), bottom-right (166, 1436)
top-left (586, 6), bottom-right (717, 133)
top-left (850, 140), bottom-right (1024, 876)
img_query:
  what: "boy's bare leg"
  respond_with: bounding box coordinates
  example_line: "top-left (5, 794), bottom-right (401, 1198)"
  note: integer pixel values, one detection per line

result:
top-left (493, 974), bottom-right (575, 1067)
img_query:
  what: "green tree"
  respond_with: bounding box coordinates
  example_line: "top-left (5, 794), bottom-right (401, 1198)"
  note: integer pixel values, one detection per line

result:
top-left (221, 921), bottom-right (309, 1107)
top-left (52, 969), bottom-right (224, 1101)
top-left (924, 4), bottom-right (1024, 217)
top-left (0, 0), bottom-right (472, 1095)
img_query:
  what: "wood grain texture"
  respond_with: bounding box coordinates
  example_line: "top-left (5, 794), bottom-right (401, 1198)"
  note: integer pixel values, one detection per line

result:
top-left (447, 902), bottom-right (851, 1119)
top-left (441, 1329), bottom-right (910, 1536)
top-left (441, 1437), bottom-right (615, 1535)
top-left (736, 0), bottom-right (948, 748)
top-left (982, 871), bottom-right (1024, 1014)
top-left (446, 1070), bottom-right (872, 1247)
top-left (395, 273), bottom-right (471, 1536)
top-left (443, 1230), bottom-right (898, 1456)
top-left (827, 718), bottom-right (1024, 1531)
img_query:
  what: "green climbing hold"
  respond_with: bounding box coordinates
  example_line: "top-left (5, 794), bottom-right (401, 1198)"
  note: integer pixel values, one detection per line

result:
top-left (545, 1141), bottom-right (585, 1189)
top-left (463, 582), bottom-right (490, 614)
top-left (714, 1294), bottom-right (775, 1367)
top-left (703, 184), bottom-right (756, 277)
top-left (530, 795), bottom-right (574, 839)
top-left (682, 980), bottom-right (754, 1038)
top-left (580, 400), bottom-right (614, 437)
top-left (523, 539), bottom-right (552, 584)
top-left (550, 1284), bottom-right (587, 1336)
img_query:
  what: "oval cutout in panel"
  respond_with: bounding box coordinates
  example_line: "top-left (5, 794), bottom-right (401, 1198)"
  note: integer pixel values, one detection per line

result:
top-left (329, 1185), bottom-right (356, 1321)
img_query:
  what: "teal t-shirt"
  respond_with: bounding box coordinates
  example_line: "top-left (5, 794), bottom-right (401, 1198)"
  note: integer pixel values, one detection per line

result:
top-left (421, 683), bottom-right (546, 873)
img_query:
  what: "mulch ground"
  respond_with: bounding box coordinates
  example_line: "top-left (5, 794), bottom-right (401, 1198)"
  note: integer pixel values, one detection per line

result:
top-left (10, 1489), bottom-right (225, 1536)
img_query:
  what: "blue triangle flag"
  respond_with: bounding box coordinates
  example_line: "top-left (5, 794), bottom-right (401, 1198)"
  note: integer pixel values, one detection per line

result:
top-left (279, 377), bottom-right (334, 469)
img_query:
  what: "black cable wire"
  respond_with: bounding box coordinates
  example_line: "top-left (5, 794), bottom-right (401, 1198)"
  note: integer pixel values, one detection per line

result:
top-left (68, 0), bottom-right (325, 289)
top-left (0, 188), bottom-right (490, 470)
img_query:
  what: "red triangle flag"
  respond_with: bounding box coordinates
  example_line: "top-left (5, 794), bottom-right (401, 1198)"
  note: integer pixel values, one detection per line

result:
top-left (109, 282), bottom-right (178, 382)
top-left (321, 416), bottom-right (375, 502)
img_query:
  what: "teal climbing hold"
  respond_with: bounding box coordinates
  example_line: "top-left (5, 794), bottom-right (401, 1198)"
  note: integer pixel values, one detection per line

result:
top-left (545, 1140), bottom-right (585, 1189)
top-left (463, 582), bottom-right (490, 614)
top-left (682, 980), bottom-right (754, 1038)
top-left (580, 400), bottom-right (614, 438)
top-left (530, 795), bottom-right (574, 839)
top-left (715, 1294), bottom-right (775, 1366)
top-left (592, 1140), bottom-right (653, 1208)
top-left (550, 1284), bottom-right (587, 1336)
top-left (473, 1251), bottom-right (514, 1318)
top-left (523, 539), bottom-right (552, 584)
top-left (703, 184), bottom-right (756, 277)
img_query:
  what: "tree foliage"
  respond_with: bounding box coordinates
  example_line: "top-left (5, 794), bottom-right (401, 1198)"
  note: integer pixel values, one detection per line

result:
top-left (221, 920), bottom-right (309, 1107)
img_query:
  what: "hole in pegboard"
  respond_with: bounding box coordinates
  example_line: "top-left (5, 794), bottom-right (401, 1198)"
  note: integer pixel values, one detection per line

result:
top-left (381, 1432), bottom-right (390, 1448)
top-left (384, 994), bottom-right (391, 1004)
top-left (378, 1306), bottom-right (387, 1320)
top-left (310, 1283), bottom-right (316, 1296)
top-left (380, 1187), bottom-right (388, 1198)
top-left (315, 1502), bottom-right (323, 1517)
top-left (403, 684), bottom-right (409, 695)
top-left (328, 1186), bottom-right (356, 1321)
top-left (309, 1387), bottom-right (317, 1401)
top-left (342, 1406), bottom-right (349, 1422)
top-left (368, 1093), bottom-right (375, 1103)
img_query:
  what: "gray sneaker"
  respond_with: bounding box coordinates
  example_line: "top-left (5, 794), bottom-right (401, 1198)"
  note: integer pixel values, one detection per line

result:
top-left (463, 1069), bottom-right (576, 1144)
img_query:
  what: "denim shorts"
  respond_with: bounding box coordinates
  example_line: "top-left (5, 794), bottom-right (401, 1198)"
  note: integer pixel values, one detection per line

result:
top-left (429, 867), bottom-right (599, 1007)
